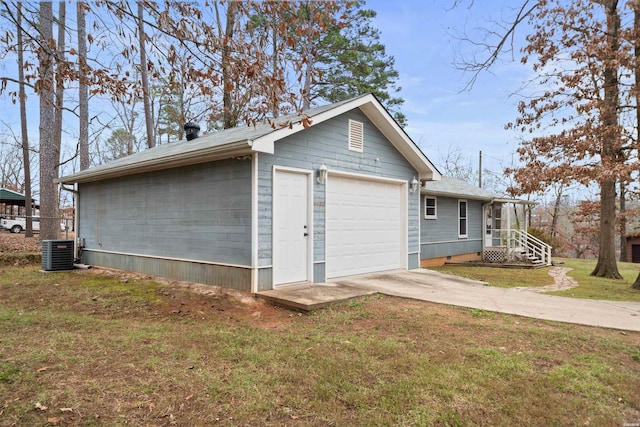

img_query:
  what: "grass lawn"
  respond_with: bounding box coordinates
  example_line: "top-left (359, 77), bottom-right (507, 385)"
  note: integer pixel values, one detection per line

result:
top-left (429, 264), bottom-right (555, 289)
top-left (431, 258), bottom-right (640, 303)
top-left (0, 265), bottom-right (639, 426)
top-left (550, 258), bottom-right (640, 301)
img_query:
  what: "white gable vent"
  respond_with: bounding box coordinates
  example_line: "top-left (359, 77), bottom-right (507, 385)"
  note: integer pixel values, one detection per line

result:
top-left (348, 119), bottom-right (364, 152)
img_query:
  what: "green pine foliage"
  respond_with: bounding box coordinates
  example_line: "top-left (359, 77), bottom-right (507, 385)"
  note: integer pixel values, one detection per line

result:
top-left (315, 1), bottom-right (406, 126)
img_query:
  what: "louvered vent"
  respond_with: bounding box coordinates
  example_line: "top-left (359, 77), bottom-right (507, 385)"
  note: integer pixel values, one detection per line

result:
top-left (42, 240), bottom-right (74, 271)
top-left (348, 119), bottom-right (364, 152)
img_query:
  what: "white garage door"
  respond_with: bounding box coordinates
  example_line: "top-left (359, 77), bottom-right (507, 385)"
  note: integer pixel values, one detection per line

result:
top-left (326, 174), bottom-right (405, 278)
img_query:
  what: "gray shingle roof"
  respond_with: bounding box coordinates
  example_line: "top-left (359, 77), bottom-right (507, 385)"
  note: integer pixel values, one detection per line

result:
top-left (422, 176), bottom-right (497, 201)
top-left (58, 94), bottom-right (440, 184)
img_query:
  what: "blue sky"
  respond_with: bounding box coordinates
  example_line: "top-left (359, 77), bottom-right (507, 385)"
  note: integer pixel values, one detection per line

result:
top-left (366, 0), bottom-right (532, 177)
top-left (0, 1), bottom-right (530, 184)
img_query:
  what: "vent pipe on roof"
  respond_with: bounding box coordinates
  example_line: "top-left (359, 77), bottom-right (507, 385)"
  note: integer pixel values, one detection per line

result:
top-left (184, 122), bottom-right (200, 141)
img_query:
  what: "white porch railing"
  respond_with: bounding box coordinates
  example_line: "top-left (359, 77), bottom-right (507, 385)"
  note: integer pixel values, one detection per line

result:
top-left (483, 229), bottom-right (552, 266)
top-left (511, 229), bottom-right (552, 266)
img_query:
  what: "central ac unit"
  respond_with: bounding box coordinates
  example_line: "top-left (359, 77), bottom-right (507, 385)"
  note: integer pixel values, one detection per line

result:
top-left (42, 240), bottom-right (74, 271)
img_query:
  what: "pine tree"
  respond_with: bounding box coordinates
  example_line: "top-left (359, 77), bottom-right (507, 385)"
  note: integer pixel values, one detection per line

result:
top-left (315, 1), bottom-right (406, 126)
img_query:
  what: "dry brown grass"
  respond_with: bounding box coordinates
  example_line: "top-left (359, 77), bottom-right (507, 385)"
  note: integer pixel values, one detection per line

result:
top-left (1, 264), bottom-right (639, 426)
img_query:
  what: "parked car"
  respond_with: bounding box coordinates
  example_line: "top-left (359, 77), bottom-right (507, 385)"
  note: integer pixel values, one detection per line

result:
top-left (1, 217), bottom-right (40, 233)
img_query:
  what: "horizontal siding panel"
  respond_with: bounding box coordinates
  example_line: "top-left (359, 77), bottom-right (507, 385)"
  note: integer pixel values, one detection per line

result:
top-left (83, 251), bottom-right (251, 292)
top-left (421, 197), bottom-right (483, 243)
top-left (79, 159), bottom-right (252, 266)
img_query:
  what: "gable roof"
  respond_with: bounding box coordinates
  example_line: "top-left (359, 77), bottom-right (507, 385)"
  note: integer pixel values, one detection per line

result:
top-left (58, 94), bottom-right (440, 184)
top-left (422, 176), bottom-right (497, 201)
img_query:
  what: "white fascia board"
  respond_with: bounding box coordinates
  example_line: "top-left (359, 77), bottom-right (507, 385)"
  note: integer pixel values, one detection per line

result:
top-left (492, 198), bottom-right (537, 205)
top-left (249, 135), bottom-right (276, 154)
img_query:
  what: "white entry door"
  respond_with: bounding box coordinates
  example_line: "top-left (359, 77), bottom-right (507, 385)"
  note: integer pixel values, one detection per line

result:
top-left (273, 170), bottom-right (310, 286)
top-left (484, 206), bottom-right (493, 247)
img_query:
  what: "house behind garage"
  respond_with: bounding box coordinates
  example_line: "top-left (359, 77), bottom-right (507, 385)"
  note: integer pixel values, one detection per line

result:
top-left (420, 176), bottom-right (500, 267)
top-left (59, 94), bottom-right (444, 292)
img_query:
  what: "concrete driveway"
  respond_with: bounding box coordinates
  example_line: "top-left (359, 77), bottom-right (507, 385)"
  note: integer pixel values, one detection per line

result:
top-left (259, 269), bottom-right (640, 332)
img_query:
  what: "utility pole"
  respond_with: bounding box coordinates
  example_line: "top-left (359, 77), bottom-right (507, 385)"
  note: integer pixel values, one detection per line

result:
top-left (478, 150), bottom-right (482, 188)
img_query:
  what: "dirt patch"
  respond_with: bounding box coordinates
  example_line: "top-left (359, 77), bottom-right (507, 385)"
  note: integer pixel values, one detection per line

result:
top-left (527, 266), bottom-right (579, 293)
top-left (81, 266), bottom-right (295, 330)
top-left (0, 232), bottom-right (295, 329)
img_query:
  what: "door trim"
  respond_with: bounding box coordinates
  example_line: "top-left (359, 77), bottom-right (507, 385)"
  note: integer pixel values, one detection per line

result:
top-left (272, 166), bottom-right (314, 288)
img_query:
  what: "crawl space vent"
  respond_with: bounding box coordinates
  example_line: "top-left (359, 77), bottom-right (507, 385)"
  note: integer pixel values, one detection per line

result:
top-left (348, 119), bottom-right (364, 152)
top-left (42, 240), bottom-right (74, 271)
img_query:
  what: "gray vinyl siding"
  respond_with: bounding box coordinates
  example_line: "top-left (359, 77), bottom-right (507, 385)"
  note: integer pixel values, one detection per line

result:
top-left (78, 159), bottom-right (252, 267)
top-left (257, 109), bottom-right (419, 289)
top-left (82, 251), bottom-right (251, 291)
top-left (420, 196), bottom-right (483, 259)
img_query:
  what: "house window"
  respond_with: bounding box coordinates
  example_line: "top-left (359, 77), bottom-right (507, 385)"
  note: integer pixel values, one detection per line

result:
top-left (348, 119), bottom-right (364, 152)
top-left (494, 206), bottom-right (502, 231)
top-left (458, 200), bottom-right (468, 238)
top-left (424, 196), bottom-right (437, 219)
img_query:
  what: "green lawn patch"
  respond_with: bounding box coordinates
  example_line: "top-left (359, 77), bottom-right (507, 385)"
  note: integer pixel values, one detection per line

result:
top-left (0, 265), bottom-right (638, 426)
top-left (430, 258), bottom-right (640, 302)
top-left (550, 258), bottom-right (640, 302)
top-left (429, 264), bottom-right (555, 288)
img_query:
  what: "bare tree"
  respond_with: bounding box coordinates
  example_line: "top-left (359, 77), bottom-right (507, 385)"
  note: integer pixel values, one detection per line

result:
top-left (138, 2), bottom-right (155, 148)
top-left (17, 2), bottom-right (33, 236)
top-left (38, 2), bottom-right (58, 240)
top-left (632, 0), bottom-right (640, 289)
top-left (77, 2), bottom-right (89, 171)
top-left (437, 145), bottom-right (477, 184)
top-left (464, 0), bottom-right (630, 279)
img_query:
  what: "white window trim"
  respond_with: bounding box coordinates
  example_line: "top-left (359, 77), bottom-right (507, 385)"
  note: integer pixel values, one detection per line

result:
top-left (458, 199), bottom-right (468, 239)
top-left (424, 196), bottom-right (437, 219)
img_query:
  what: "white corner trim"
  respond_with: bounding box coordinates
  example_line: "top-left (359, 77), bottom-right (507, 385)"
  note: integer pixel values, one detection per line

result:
top-left (251, 153), bottom-right (259, 293)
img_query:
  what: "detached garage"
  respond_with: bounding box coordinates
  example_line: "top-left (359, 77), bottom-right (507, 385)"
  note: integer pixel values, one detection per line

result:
top-left (58, 94), bottom-right (440, 293)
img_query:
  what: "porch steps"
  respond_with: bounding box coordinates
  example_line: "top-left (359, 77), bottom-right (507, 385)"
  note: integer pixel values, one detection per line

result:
top-left (521, 250), bottom-right (545, 266)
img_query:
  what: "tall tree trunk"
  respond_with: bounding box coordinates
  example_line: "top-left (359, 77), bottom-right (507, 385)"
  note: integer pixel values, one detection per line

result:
top-left (17, 2), bottom-right (33, 238)
top-left (591, 0), bottom-right (622, 279)
top-left (619, 181), bottom-right (627, 262)
top-left (38, 2), bottom-right (57, 241)
top-left (53, 1), bottom-right (65, 176)
top-left (632, 2), bottom-right (640, 290)
top-left (51, 1), bottom-right (66, 232)
top-left (138, 2), bottom-right (155, 148)
top-left (271, 6), bottom-right (279, 118)
top-left (77, 2), bottom-right (89, 171)
top-left (222, 1), bottom-right (236, 129)
top-left (302, 2), bottom-right (313, 110)
top-left (550, 185), bottom-right (563, 239)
